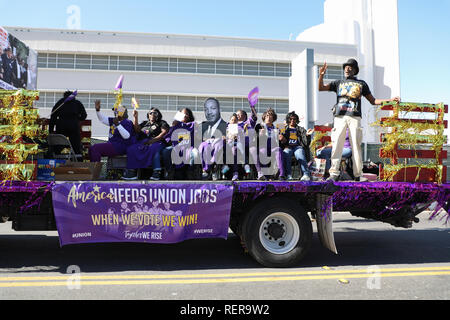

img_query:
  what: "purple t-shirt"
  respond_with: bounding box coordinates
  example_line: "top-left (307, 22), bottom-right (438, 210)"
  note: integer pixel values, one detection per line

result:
top-left (238, 114), bottom-right (257, 131)
top-left (108, 118), bottom-right (136, 154)
top-left (165, 121), bottom-right (196, 147)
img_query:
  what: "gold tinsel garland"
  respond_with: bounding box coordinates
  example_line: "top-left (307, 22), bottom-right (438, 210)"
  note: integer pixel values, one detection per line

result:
top-left (0, 90), bottom-right (42, 181)
top-left (112, 88), bottom-right (123, 113)
top-left (373, 102), bottom-right (446, 183)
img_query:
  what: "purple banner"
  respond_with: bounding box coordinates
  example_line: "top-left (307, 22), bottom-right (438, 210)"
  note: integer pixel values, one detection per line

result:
top-left (52, 182), bottom-right (234, 246)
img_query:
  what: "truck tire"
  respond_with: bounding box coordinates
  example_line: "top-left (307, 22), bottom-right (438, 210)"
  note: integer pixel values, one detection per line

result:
top-left (241, 197), bottom-right (312, 268)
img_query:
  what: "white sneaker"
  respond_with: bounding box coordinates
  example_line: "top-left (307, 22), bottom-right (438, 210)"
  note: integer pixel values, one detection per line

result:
top-left (212, 172), bottom-right (219, 181)
top-left (244, 164), bottom-right (251, 174)
top-left (232, 173), bottom-right (239, 181)
top-left (287, 175), bottom-right (294, 180)
top-left (202, 171), bottom-right (209, 179)
top-left (300, 175), bottom-right (311, 182)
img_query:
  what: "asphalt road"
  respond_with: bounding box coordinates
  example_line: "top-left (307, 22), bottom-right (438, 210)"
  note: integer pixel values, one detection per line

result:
top-left (0, 211), bottom-right (449, 304)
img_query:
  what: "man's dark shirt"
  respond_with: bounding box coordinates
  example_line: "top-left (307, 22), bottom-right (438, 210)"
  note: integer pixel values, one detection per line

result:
top-left (49, 98), bottom-right (88, 137)
top-left (329, 78), bottom-right (371, 117)
top-left (138, 120), bottom-right (170, 141)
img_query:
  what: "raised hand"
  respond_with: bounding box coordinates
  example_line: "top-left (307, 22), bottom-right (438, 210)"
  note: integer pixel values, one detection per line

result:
top-left (319, 62), bottom-right (328, 76)
top-left (94, 100), bottom-right (101, 111)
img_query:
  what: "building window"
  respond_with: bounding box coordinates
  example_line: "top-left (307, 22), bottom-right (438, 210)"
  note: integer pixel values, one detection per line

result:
top-left (178, 59), bottom-right (196, 73)
top-left (259, 62), bottom-right (275, 77)
top-left (152, 57), bottom-right (169, 72)
top-left (136, 57), bottom-right (151, 72)
top-left (91, 55), bottom-right (109, 70)
top-left (197, 59), bottom-right (215, 74)
top-left (216, 60), bottom-right (234, 75)
top-left (242, 61), bottom-right (259, 76)
top-left (118, 56), bottom-right (135, 71)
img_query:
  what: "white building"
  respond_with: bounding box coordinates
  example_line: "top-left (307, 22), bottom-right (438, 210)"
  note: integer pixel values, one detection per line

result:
top-left (6, 0), bottom-right (401, 150)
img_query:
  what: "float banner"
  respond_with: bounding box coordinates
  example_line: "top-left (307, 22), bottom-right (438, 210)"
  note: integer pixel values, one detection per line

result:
top-left (52, 182), bottom-right (234, 246)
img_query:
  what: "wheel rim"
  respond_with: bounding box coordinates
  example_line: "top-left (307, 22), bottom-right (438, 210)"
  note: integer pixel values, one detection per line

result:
top-left (259, 212), bottom-right (300, 255)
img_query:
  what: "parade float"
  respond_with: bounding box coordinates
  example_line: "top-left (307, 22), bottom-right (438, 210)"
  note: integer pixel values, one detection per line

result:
top-left (0, 84), bottom-right (448, 268)
top-left (0, 27), bottom-right (448, 267)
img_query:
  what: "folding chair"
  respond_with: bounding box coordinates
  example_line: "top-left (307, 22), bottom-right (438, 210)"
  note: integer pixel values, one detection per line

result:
top-left (47, 134), bottom-right (82, 162)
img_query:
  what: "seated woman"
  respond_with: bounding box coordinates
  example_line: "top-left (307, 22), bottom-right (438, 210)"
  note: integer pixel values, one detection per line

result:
top-left (122, 108), bottom-right (170, 180)
top-left (89, 100), bottom-right (136, 163)
top-left (162, 108), bottom-right (198, 179)
top-left (255, 108), bottom-right (285, 181)
top-left (236, 106), bottom-right (259, 177)
top-left (280, 111), bottom-right (313, 181)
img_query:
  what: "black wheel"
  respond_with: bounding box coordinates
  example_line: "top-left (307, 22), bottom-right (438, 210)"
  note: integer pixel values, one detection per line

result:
top-left (241, 197), bottom-right (313, 268)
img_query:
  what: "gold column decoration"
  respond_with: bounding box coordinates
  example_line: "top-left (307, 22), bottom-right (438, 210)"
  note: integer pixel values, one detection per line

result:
top-left (0, 89), bottom-right (42, 181)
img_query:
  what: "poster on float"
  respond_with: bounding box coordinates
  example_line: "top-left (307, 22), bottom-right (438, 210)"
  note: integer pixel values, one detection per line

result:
top-left (52, 182), bottom-right (234, 246)
top-left (0, 26), bottom-right (38, 90)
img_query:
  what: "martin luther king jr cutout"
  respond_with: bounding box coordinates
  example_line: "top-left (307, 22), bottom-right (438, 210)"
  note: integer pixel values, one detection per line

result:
top-left (201, 97), bottom-right (228, 140)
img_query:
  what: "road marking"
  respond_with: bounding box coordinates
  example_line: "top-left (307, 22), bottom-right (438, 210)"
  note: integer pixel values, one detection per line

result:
top-left (0, 266), bottom-right (449, 288)
top-left (1, 266), bottom-right (449, 281)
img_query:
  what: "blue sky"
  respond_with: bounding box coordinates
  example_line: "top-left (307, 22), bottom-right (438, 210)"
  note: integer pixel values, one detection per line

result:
top-left (1, 0), bottom-right (449, 106)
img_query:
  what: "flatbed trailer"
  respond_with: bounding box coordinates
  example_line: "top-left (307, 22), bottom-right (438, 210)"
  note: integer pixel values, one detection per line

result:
top-left (0, 180), bottom-right (449, 268)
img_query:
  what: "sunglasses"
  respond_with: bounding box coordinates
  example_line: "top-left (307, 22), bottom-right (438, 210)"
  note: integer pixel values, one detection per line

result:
top-left (148, 111), bottom-right (158, 116)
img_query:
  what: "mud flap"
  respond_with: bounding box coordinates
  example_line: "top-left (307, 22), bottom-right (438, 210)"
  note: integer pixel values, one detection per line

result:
top-left (316, 193), bottom-right (338, 254)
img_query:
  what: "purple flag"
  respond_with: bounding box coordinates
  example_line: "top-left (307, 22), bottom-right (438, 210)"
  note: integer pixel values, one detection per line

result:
top-left (248, 87), bottom-right (259, 107)
top-left (52, 182), bottom-right (234, 246)
top-left (64, 90), bottom-right (78, 103)
top-left (115, 75), bottom-right (124, 90)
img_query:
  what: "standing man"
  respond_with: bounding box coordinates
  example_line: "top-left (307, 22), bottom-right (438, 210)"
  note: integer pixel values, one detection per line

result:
top-left (49, 90), bottom-right (88, 160)
top-left (318, 58), bottom-right (400, 182)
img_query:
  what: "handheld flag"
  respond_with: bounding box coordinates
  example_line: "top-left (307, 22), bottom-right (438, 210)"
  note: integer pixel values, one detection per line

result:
top-left (64, 90), bottom-right (78, 103)
top-left (248, 87), bottom-right (259, 107)
top-left (115, 75), bottom-right (124, 90)
top-left (132, 97), bottom-right (140, 110)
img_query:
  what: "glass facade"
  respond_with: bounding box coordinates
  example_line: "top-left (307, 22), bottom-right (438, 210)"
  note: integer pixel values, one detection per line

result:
top-left (37, 53), bottom-right (292, 78)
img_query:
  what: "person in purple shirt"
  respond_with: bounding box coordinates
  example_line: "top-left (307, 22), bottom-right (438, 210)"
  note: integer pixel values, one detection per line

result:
top-left (88, 100), bottom-right (137, 163)
top-left (122, 107), bottom-right (170, 181)
top-left (236, 105), bottom-right (259, 177)
top-left (255, 108), bottom-right (285, 181)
